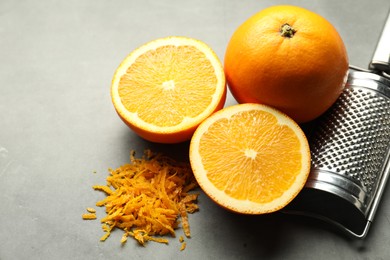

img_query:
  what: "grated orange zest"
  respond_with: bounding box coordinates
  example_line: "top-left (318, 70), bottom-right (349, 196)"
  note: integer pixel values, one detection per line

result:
top-left (88, 150), bottom-right (199, 246)
top-left (86, 207), bottom-right (96, 213)
top-left (180, 241), bottom-right (187, 251)
top-left (82, 213), bottom-right (97, 220)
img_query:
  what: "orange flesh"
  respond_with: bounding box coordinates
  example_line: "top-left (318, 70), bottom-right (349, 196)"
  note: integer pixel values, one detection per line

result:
top-left (118, 45), bottom-right (218, 127)
top-left (198, 110), bottom-right (302, 203)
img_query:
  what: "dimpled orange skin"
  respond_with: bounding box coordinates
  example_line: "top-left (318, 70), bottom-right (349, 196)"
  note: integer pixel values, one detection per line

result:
top-left (224, 5), bottom-right (349, 123)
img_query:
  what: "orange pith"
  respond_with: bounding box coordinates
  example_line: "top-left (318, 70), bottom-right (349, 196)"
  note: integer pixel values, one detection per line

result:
top-left (189, 103), bottom-right (311, 214)
top-left (111, 36), bottom-right (226, 143)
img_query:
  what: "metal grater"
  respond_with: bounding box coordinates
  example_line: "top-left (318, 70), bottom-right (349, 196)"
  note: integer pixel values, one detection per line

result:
top-left (284, 10), bottom-right (390, 238)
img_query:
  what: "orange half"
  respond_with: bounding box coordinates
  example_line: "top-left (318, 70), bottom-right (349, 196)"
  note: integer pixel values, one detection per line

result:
top-left (189, 103), bottom-right (311, 214)
top-left (111, 36), bottom-right (226, 143)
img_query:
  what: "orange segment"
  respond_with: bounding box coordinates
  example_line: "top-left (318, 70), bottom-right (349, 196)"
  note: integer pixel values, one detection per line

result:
top-left (189, 103), bottom-right (311, 214)
top-left (111, 36), bottom-right (226, 143)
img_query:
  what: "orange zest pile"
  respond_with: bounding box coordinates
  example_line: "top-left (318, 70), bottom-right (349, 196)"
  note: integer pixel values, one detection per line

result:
top-left (84, 150), bottom-right (199, 247)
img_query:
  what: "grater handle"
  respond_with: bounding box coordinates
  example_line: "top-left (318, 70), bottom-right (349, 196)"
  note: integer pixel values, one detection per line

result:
top-left (369, 9), bottom-right (390, 74)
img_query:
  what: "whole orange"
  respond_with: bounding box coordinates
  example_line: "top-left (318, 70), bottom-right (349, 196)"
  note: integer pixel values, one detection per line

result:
top-left (224, 5), bottom-right (348, 123)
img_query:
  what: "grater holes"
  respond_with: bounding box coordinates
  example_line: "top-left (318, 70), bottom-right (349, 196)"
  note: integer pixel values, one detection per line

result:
top-left (310, 86), bottom-right (390, 196)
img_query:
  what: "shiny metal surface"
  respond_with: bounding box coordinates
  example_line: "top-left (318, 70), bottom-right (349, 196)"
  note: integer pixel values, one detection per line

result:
top-left (370, 10), bottom-right (390, 74)
top-left (286, 70), bottom-right (390, 238)
top-left (311, 71), bottom-right (390, 215)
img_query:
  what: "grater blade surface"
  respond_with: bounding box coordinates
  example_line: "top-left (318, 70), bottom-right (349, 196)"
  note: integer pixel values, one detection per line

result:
top-left (285, 71), bottom-right (390, 238)
top-left (309, 71), bottom-right (390, 214)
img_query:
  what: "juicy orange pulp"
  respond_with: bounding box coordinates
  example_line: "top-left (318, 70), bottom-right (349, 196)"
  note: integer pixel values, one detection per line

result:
top-left (190, 103), bottom-right (311, 214)
top-left (111, 36), bottom-right (226, 143)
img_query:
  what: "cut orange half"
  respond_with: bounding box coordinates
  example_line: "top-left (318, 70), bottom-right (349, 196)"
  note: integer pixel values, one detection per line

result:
top-left (189, 103), bottom-right (311, 214)
top-left (111, 36), bottom-right (227, 143)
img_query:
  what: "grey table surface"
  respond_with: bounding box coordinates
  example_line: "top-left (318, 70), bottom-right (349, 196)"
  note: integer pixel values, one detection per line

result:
top-left (1, 0), bottom-right (390, 259)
